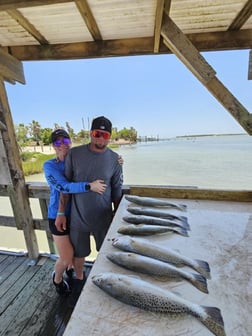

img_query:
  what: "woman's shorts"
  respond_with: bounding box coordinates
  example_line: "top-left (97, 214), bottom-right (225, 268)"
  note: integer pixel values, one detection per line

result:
top-left (48, 218), bottom-right (70, 236)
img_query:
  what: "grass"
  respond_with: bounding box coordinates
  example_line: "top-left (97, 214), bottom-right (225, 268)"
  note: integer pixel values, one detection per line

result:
top-left (21, 152), bottom-right (55, 176)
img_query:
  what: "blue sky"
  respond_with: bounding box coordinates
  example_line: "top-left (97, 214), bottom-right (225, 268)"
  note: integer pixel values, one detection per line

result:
top-left (6, 49), bottom-right (251, 138)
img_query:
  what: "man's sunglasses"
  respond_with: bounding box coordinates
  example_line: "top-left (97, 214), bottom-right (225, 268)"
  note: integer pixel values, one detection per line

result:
top-left (53, 138), bottom-right (71, 147)
top-left (92, 130), bottom-right (111, 140)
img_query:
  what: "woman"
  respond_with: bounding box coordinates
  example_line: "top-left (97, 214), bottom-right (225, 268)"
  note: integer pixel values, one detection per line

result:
top-left (44, 129), bottom-right (108, 295)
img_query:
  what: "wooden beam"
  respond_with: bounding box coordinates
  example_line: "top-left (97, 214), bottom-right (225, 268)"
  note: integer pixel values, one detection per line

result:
top-left (7, 29), bottom-right (252, 61)
top-left (206, 77), bottom-right (252, 133)
top-left (7, 9), bottom-right (49, 45)
top-left (249, 49), bottom-right (252, 80)
top-left (0, 77), bottom-right (39, 260)
top-left (153, 0), bottom-right (165, 53)
top-left (161, 14), bottom-right (252, 135)
top-left (228, 0), bottom-right (252, 30)
top-left (161, 15), bottom-right (216, 84)
top-left (129, 185), bottom-right (252, 202)
top-left (0, 0), bottom-right (72, 11)
top-left (75, 0), bottom-right (102, 41)
top-left (0, 47), bottom-right (25, 84)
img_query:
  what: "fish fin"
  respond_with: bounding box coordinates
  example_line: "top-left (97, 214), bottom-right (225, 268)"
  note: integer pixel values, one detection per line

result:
top-left (190, 273), bottom-right (208, 294)
top-left (194, 259), bottom-right (211, 279)
top-left (200, 306), bottom-right (226, 336)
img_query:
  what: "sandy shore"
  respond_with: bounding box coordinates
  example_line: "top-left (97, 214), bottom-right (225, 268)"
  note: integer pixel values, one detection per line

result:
top-left (23, 139), bottom-right (132, 154)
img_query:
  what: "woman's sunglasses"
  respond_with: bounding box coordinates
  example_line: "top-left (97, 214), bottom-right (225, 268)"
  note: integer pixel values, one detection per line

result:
top-left (92, 130), bottom-right (111, 140)
top-left (53, 138), bottom-right (71, 147)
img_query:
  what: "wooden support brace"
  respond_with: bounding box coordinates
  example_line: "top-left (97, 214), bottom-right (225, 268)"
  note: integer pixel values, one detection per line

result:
top-left (0, 48), bottom-right (25, 84)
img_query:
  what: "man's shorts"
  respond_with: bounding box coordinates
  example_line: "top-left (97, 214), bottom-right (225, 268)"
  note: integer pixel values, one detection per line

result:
top-left (48, 218), bottom-right (70, 236)
top-left (70, 227), bottom-right (109, 258)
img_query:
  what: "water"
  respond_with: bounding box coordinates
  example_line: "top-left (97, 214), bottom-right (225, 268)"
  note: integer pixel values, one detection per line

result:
top-left (116, 134), bottom-right (252, 189)
top-left (1, 134), bottom-right (252, 252)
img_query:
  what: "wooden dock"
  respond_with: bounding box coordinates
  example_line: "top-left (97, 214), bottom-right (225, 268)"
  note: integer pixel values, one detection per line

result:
top-left (0, 253), bottom-right (93, 336)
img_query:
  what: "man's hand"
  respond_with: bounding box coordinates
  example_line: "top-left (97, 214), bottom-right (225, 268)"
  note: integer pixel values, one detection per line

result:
top-left (55, 215), bottom-right (67, 232)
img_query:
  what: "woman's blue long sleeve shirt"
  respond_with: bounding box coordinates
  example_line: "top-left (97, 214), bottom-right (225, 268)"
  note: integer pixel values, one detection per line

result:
top-left (43, 158), bottom-right (89, 219)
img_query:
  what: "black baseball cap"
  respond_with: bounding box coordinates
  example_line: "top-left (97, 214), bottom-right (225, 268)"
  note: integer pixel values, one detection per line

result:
top-left (51, 129), bottom-right (70, 143)
top-left (91, 116), bottom-right (112, 134)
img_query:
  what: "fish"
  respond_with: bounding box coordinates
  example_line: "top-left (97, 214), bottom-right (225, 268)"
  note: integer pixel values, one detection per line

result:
top-left (92, 272), bottom-right (226, 336)
top-left (123, 215), bottom-right (190, 231)
top-left (117, 224), bottom-right (189, 237)
top-left (112, 236), bottom-right (211, 279)
top-left (125, 195), bottom-right (187, 211)
top-left (127, 206), bottom-right (188, 224)
top-left (106, 251), bottom-right (208, 293)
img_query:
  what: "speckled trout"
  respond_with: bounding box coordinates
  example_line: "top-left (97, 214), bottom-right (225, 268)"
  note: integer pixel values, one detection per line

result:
top-left (112, 236), bottom-right (211, 279)
top-left (125, 195), bottom-right (187, 211)
top-left (118, 224), bottom-right (189, 237)
top-left (92, 272), bottom-right (225, 336)
top-left (127, 206), bottom-right (189, 224)
top-left (123, 215), bottom-right (190, 231)
top-left (106, 251), bottom-right (208, 293)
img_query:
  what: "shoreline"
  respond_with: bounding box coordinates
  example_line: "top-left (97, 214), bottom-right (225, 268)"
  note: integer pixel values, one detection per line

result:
top-left (23, 139), bottom-right (133, 154)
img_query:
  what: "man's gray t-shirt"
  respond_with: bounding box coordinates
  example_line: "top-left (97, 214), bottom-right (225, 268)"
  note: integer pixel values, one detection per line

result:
top-left (65, 144), bottom-right (123, 232)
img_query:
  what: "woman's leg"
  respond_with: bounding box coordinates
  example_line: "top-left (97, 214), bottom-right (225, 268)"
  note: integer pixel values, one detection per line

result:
top-left (53, 234), bottom-right (74, 283)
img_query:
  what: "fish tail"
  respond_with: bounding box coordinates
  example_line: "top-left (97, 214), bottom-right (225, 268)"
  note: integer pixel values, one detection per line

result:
top-left (189, 273), bottom-right (208, 293)
top-left (176, 227), bottom-right (189, 237)
top-left (200, 306), bottom-right (226, 336)
top-left (181, 220), bottom-right (191, 231)
top-left (177, 204), bottom-right (187, 212)
top-left (194, 259), bottom-right (211, 279)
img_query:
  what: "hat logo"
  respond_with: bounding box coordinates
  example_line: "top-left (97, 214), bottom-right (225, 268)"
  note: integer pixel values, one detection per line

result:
top-left (100, 125), bottom-right (105, 129)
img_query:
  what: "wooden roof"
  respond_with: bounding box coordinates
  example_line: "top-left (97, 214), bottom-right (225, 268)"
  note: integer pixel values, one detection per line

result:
top-left (0, 0), bottom-right (251, 61)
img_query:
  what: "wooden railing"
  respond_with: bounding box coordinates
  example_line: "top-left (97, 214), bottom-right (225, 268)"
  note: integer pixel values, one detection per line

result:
top-left (1, 182), bottom-right (252, 258)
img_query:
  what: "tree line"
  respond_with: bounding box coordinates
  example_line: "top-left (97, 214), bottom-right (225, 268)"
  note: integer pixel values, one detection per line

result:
top-left (15, 120), bottom-right (138, 148)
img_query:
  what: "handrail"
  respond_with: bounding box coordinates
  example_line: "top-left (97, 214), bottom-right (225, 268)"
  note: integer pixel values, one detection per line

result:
top-left (1, 182), bottom-right (252, 257)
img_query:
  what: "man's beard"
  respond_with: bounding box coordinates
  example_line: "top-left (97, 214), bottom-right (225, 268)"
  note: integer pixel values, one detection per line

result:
top-left (95, 143), bottom-right (106, 150)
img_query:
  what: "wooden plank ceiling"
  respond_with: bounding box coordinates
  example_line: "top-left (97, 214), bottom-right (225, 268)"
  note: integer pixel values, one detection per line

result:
top-left (0, 0), bottom-right (251, 60)
top-left (0, 0), bottom-right (252, 133)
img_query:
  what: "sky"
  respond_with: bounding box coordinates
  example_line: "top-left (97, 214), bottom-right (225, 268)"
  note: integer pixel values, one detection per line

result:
top-left (5, 49), bottom-right (252, 139)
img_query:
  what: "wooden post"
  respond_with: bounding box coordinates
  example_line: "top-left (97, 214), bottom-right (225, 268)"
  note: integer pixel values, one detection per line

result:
top-left (248, 49), bottom-right (252, 80)
top-left (0, 77), bottom-right (39, 261)
top-left (39, 198), bottom-right (56, 254)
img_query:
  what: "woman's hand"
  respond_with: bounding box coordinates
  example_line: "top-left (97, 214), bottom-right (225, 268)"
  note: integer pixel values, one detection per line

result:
top-left (118, 155), bottom-right (124, 165)
top-left (90, 179), bottom-right (107, 194)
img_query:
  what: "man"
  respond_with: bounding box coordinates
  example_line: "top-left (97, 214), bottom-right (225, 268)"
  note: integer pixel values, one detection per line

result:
top-left (64, 116), bottom-right (123, 286)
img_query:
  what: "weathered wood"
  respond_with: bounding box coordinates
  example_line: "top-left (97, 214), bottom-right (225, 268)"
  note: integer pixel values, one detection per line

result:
top-left (228, 0), bottom-right (252, 30)
top-left (161, 14), bottom-right (252, 135)
top-left (0, 133), bottom-right (12, 185)
top-left (0, 254), bottom-right (94, 336)
top-left (39, 198), bottom-right (56, 254)
top-left (249, 49), bottom-right (252, 80)
top-left (7, 9), bottom-right (49, 45)
top-left (0, 48), bottom-right (25, 84)
top-left (129, 185), bottom-right (252, 202)
top-left (206, 76), bottom-right (252, 134)
top-left (0, 0), bottom-right (72, 10)
top-left (7, 28), bottom-right (252, 61)
top-left (75, 0), bottom-right (102, 41)
top-left (161, 15), bottom-right (216, 84)
top-left (153, 0), bottom-right (165, 53)
top-left (0, 78), bottom-right (39, 260)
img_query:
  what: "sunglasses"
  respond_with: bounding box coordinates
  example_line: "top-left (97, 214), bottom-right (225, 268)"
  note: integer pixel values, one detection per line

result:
top-left (53, 138), bottom-right (71, 147)
top-left (92, 130), bottom-right (111, 140)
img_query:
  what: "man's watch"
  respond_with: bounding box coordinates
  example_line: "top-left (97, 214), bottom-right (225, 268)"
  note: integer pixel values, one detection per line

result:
top-left (85, 183), bottom-right (91, 191)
